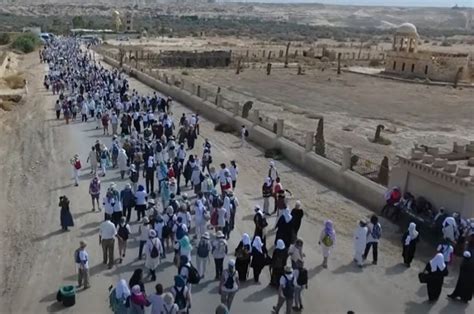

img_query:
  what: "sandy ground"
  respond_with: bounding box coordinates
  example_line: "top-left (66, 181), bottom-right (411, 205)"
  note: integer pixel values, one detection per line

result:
top-left (158, 65), bottom-right (474, 171)
top-left (0, 51), bottom-right (472, 314)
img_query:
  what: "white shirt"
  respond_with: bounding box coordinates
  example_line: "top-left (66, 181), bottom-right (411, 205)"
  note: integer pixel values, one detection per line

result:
top-left (103, 197), bottom-right (121, 215)
top-left (139, 224), bottom-right (150, 241)
top-left (149, 294), bottom-right (164, 314)
top-left (135, 190), bottom-right (148, 205)
top-left (99, 220), bottom-right (117, 240)
top-left (77, 249), bottom-right (89, 269)
top-left (218, 169), bottom-right (228, 184)
top-left (229, 166), bottom-right (238, 181)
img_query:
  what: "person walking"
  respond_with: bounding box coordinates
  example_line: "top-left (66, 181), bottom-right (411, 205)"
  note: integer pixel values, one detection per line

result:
top-left (70, 154), bottom-right (81, 186)
top-left (130, 164), bottom-right (139, 193)
top-left (240, 125), bottom-right (248, 148)
top-left (87, 146), bottom-right (98, 175)
top-left (275, 208), bottom-right (293, 249)
top-left (219, 259), bottom-right (239, 310)
top-left (117, 148), bottom-right (128, 180)
top-left (229, 160), bottom-right (238, 188)
top-left (75, 241), bottom-right (90, 289)
top-left (144, 156), bottom-right (156, 196)
top-left (138, 217), bottom-right (150, 260)
top-left (99, 217), bottom-right (117, 269)
top-left (253, 205), bottom-right (268, 241)
top-left (129, 285), bottom-right (150, 314)
top-left (171, 275), bottom-right (191, 313)
top-left (250, 236), bottom-right (267, 283)
top-left (234, 233), bottom-right (252, 282)
top-left (422, 253), bottom-right (449, 302)
top-left (129, 268), bottom-right (146, 293)
top-left (272, 266), bottom-right (294, 314)
top-left (212, 231), bottom-right (228, 280)
top-left (402, 222), bottom-right (420, 267)
top-left (353, 220), bottom-right (368, 267)
top-left (145, 229), bottom-right (162, 281)
top-left (162, 292), bottom-right (179, 314)
top-left (363, 215), bottom-right (382, 265)
top-left (149, 284), bottom-right (165, 314)
top-left (196, 232), bottom-right (212, 279)
top-left (288, 238), bottom-right (305, 270)
top-left (262, 177), bottom-right (273, 216)
top-left (270, 239), bottom-right (288, 287)
top-left (109, 279), bottom-right (130, 314)
top-left (293, 260), bottom-right (307, 312)
top-left (135, 185), bottom-right (148, 221)
top-left (59, 195), bottom-right (74, 231)
top-left (89, 176), bottom-right (101, 212)
top-left (319, 220), bottom-right (336, 268)
top-left (117, 217), bottom-right (131, 263)
top-left (120, 184), bottom-right (134, 223)
top-left (291, 201), bottom-right (304, 240)
top-left (448, 251), bottom-right (474, 303)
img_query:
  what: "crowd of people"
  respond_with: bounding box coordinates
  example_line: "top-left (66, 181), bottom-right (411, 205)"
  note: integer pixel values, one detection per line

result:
top-left (43, 36), bottom-right (474, 314)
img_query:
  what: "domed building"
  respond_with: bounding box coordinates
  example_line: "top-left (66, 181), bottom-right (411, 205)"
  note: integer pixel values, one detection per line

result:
top-left (384, 23), bottom-right (472, 83)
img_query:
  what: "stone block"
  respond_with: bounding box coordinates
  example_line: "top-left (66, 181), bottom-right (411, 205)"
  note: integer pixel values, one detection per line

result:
top-left (468, 157), bottom-right (474, 167)
top-left (453, 142), bottom-right (466, 153)
top-left (411, 151), bottom-right (424, 160)
top-left (276, 119), bottom-right (284, 137)
top-left (456, 167), bottom-right (471, 178)
top-left (422, 155), bottom-right (434, 164)
top-left (427, 147), bottom-right (439, 157)
top-left (444, 163), bottom-right (457, 173)
top-left (432, 158), bottom-right (448, 168)
top-left (305, 132), bottom-right (315, 152)
top-left (466, 144), bottom-right (474, 153)
top-left (342, 147), bottom-right (352, 170)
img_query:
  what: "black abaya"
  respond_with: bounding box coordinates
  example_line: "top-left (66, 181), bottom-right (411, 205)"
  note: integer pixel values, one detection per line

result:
top-left (275, 216), bottom-right (293, 248)
top-left (251, 248), bottom-right (267, 282)
top-left (424, 263), bottom-right (448, 301)
top-left (402, 232), bottom-right (419, 266)
top-left (449, 256), bottom-right (474, 302)
top-left (235, 242), bottom-right (251, 282)
top-left (270, 249), bottom-right (288, 287)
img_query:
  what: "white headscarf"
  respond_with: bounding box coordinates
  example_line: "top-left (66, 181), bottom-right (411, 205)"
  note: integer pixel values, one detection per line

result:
top-left (282, 208), bottom-right (292, 223)
top-left (443, 217), bottom-right (457, 228)
top-left (264, 176), bottom-right (272, 187)
top-left (276, 239), bottom-right (285, 250)
top-left (430, 253), bottom-right (446, 272)
top-left (115, 279), bottom-right (131, 299)
top-left (405, 222), bottom-right (419, 246)
top-left (242, 233), bottom-right (251, 246)
top-left (252, 236), bottom-right (263, 253)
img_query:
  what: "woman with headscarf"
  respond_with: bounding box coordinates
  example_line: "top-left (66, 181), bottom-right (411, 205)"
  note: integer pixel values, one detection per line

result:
top-left (422, 253), bottom-right (449, 302)
top-left (183, 155), bottom-right (195, 188)
top-left (117, 148), bottom-right (128, 180)
top-left (162, 292), bottom-right (179, 314)
top-left (129, 285), bottom-right (150, 314)
top-left (262, 177), bottom-right (273, 215)
top-left (145, 229), bottom-right (162, 281)
top-left (250, 236), bottom-right (268, 283)
top-left (134, 185), bottom-right (148, 221)
top-left (402, 222), bottom-right (420, 267)
top-left (270, 239), bottom-right (288, 287)
top-left (177, 235), bottom-right (193, 263)
top-left (275, 208), bottom-right (293, 248)
top-left (129, 268), bottom-right (145, 293)
top-left (234, 233), bottom-right (252, 282)
top-left (144, 156), bottom-right (156, 196)
top-left (253, 205), bottom-right (268, 242)
top-left (59, 195), bottom-right (74, 231)
top-left (109, 279), bottom-right (130, 314)
top-left (448, 251), bottom-right (474, 303)
top-left (319, 220), bottom-right (336, 268)
top-left (194, 200), bottom-right (207, 240)
top-left (291, 201), bottom-right (304, 240)
top-left (442, 216), bottom-right (458, 244)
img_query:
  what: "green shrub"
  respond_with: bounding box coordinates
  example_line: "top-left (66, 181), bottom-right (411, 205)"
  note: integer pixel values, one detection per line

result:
top-left (12, 33), bottom-right (39, 53)
top-left (0, 33), bottom-right (10, 45)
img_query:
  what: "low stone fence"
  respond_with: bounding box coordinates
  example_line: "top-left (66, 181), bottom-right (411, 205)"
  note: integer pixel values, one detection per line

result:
top-left (101, 53), bottom-right (386, 212)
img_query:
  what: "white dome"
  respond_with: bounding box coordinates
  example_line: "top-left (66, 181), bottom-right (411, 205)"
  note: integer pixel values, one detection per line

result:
top-left (396, 23), bottom-right (418, 36)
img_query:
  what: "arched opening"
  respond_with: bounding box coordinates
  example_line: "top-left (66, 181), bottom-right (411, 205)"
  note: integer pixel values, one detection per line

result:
top-left (393, 61), bottom-right (397, 70)
top-left (411, 64), bottom-right (415, 72)
top-left (402, 63), bottom-right (406, 71)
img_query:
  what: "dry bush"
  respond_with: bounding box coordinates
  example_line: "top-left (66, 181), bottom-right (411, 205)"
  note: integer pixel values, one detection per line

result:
top-left (4, 74), bottom-right (25, 89)
top-left (0, 100), bottom-right (15, 111)
top-left (214, 123), bottom-right (234, 133)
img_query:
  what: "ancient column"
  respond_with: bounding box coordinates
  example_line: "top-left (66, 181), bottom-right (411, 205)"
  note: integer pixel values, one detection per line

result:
top-left (197, 85), bottom-right (201, 97)
top-left (276, 119), bottom-right (284, 137)
top-left (341, 147), bottom-right (352, 170)
top-left (377, 156), bottom-right (389, 186)
top-left (337, 53), bottom-right (342, 75)
top-left (236, 58), bottom-right (241, 75)
top-left (266, 63), bottom-right (272, 75)
top-left (305, 131), bottom-right (315, 152)
top-left (315, 118), bottom-right (325, 157)
top-left (284, 42), bottom-right (291, 68)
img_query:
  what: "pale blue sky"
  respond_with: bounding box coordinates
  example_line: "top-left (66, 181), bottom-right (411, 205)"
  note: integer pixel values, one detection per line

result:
top-left (235, 0), bottom-right (474, 8)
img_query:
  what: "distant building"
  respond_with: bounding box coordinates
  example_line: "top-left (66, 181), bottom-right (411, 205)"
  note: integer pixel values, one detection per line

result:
top-left (384, 23), bottom-right (472, 83)
top-left (125, 12), bottom-right (134, 32)
top-left (22, 27), bottom-right (41, 35)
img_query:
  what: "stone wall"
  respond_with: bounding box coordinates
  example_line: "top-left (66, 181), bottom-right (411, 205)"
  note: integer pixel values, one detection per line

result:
top-left (101, 54), bottom-right (386, 212)
top-left (385, 51), bottom-right (471, 82)
top-left (156, 51), bottom-right (231, 68)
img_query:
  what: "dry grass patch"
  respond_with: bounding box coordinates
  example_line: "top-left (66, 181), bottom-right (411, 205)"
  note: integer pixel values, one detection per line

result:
top-left (3, 74), bottom-right (25, 89)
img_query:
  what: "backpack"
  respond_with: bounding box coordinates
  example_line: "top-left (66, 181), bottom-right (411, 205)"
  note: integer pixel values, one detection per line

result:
top-left (175, 224), bottom-right (186, 240)
top-left (244, 129), bottom-right (249, 137)
top-left (197, 239), bottom-right (210, 258)
top-left (101, 150), bottom-right (108, 159)
top-left (163, 215), bottom-right (174, 237)
top-left (173, 286), bottom-right (187, 310)
top-left (130, 171), bottom-right (139, 183)
top-left (150, 240), bottom-right (159, 258)
top-left (282, 275), bottom-right (295, 298)
top-left (322, 234), bottom-right (333, 247)
top-left (112, 144), bottom-right (119, 156)
top-left (74, 160), bottom-right (82, 170)
top-left (118, 225), bottom-right (129, 241)
top-left (162, 304), bottom-right (175, 314)
top-left (156, 142), bottom-right (163, 153)
top-left (186, 264), bottom-right (200, 284)
top-left (74, 249), bottom-right (82, 264)
top-left (224, 271), bottom-right (236, 290)
top-left (371, 224), bottom-right (382, 240)
top-left (89, 180), bottom-right (100, 194)
top-left (297, 268), bottom-right (308, 286)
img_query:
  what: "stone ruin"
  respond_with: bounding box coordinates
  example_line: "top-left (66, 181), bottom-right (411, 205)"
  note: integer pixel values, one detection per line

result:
top-left (389, 141), bottom-right (474, 217)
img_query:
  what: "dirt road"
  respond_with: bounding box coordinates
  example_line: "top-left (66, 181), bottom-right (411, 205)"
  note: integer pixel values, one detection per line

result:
top-left (0, 51), bottom-right (471, 313)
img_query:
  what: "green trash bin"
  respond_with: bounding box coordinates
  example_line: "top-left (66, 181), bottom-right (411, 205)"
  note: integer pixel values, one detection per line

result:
top-left (57, 285), bottom-right (76, 307)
